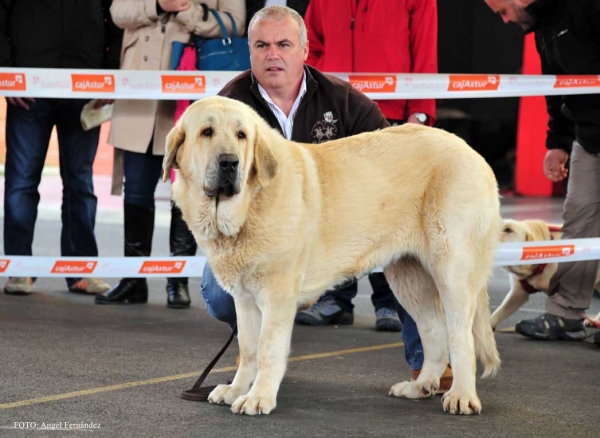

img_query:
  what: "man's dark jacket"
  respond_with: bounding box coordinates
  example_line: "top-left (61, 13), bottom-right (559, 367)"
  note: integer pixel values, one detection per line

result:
top-left (0, 0), bottom-right (122, 69)
top-left (527, 0), bottom-right (600, 153)
top-left (219, 65), bottom-right (389, 143)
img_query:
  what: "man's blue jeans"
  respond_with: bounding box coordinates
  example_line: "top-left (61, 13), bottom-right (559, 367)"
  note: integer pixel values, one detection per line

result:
top-left (4, 99), bottom-right (101, 287)
top-left (200, 263), bottom-right (425, 370)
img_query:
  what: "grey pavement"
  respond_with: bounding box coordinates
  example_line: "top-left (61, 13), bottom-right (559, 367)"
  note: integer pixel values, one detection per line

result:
top-left (0, 174), bottom-right (598, 437)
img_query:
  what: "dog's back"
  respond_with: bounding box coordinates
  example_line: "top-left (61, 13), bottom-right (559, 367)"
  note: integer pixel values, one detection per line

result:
top-left (298, 124), bottom-right (501, 296)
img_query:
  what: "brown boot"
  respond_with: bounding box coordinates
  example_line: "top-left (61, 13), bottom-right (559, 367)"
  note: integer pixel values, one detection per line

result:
top-left (411, 364), bottom-right (453, 395)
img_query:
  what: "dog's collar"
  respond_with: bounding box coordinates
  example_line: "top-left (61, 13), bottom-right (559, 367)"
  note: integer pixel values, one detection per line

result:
top-left (519, 263), bottom-right (548, 294)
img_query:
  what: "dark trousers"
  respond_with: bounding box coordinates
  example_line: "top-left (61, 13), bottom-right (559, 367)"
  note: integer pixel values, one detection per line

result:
top-left (323, 272), bottom-right (398, 312)
top-left (123, 148), bottom-right (163, 209)
top-left (4, 98), bottom-right (101, 287)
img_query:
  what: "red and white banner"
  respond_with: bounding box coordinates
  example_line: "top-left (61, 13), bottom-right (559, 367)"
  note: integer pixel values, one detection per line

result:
top-left (0, 238), bottom-right (599, 277)
top-left (0, 68), bottom-right (599, 100)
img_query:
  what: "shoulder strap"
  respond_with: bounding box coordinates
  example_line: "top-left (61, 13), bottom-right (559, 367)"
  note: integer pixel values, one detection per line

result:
top-left (224, 12), bottom-right (239, 39)
top-left (209, 9), bottom-right (231, 41)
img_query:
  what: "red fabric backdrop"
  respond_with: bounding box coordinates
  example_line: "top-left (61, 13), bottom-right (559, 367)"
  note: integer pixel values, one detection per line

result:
top-left (515, 34), bottom-right (553, 196)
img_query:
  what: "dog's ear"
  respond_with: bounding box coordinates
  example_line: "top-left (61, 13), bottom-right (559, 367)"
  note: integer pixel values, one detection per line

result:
top-left (162, 123), bottom-right (185, 182)
top-left (525, 220), bottom-right (550, 242)
top-left (253, 127), bottom-right (279, 188)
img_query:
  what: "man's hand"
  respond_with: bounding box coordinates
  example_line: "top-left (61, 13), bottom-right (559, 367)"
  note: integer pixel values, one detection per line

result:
top-left (93, 99), bottom-right (115, 109)
top-left (543, 149), bottom-right (569, 182)
top-left (158, 0), bottom-right (191, 12)
top-left (7, 97), bottom-right (35, 110)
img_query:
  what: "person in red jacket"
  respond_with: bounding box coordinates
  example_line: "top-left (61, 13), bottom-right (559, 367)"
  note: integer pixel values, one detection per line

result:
top-left (304, 0), bottom-right (437, 125)
top-left (297, 0), bottom-right (438, 333)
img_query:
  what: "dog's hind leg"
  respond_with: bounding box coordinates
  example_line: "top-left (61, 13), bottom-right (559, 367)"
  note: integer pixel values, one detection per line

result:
top-left (431, 253), bottom-right (485, 415)
top-left (385, 257), bottom-right (449, 400)
top-left (208, 294), bottom-right (261, 406)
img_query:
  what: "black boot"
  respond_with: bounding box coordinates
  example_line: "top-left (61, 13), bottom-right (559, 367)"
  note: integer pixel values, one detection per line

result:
top-left (166, 203), bottom-right (195, 308)
top-left (95, 203), bottom-right (154, 305)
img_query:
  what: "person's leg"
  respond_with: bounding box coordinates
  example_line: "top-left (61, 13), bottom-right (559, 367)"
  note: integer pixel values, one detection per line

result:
top-left (295, 280), bottom-right (355, 326)
top-left (516, 142), bottom-right (600, 339)
top-left (55, 99), bottom-right (109, 293)
top-left (166, 201), bottom-right (196, 308)
top-left (201, 263), bottom-right (237, 330)
top-left (369, 272), bottom-right (402, 331)
top-left (95, 148), bottom-right (163, 304)
top-left (396, 305), bottom-right (424, 371)
top-left (3, 99), bottom-right (55, 294)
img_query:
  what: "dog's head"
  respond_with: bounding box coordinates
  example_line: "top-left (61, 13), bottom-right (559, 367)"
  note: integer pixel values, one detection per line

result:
top-left (501, 219), bottom-right (552, 277)
top-left (163, 96), bottom-right (280, 237)
top-left (163, 96), bottom-right (279, 196)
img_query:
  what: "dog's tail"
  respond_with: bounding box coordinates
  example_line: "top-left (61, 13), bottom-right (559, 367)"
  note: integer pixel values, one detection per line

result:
top-left (473, 286), bottom-right (501, 378)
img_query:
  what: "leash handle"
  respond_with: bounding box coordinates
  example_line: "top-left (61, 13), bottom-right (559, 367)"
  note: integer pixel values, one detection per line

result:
top-left (181, 324), bottom-right (237, 401)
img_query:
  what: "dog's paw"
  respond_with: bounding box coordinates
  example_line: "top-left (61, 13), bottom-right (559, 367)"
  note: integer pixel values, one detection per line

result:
top-left (441, 390), bottom-right (482, 415)
top-left (207, 384), bottom-right (246, 406)
top-left (231, 393), bottom-right (276, 415)
top-left (388, 379), bottom-right (438, 399)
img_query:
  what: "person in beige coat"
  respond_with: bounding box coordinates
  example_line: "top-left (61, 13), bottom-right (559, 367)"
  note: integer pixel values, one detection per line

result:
top-left (96, 0), bottom-right (245, 308)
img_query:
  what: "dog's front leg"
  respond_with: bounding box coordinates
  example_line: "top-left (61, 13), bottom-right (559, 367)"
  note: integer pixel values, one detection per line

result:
top-left (208, 294), bottom-right (261, 406)
top-left (230, 292), bottom-right (297, 416)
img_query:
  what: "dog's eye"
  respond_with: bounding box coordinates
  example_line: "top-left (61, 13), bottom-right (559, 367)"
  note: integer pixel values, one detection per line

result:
top-left (503, 227), bottom-right (513, 233)
top-left (201, 127), bottom-right (213, 137)
top-left (237, 130), bottom-right (246, 140)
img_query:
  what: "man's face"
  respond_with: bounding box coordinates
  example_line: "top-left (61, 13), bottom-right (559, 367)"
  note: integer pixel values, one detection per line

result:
top-left (249, 16), bottom-right (308, 93)
top-left (485, 0), bottom-right (535, 31)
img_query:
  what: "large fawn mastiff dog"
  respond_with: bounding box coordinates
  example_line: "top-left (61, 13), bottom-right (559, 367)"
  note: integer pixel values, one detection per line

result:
top-left (163, 96), bottom-right (502, 416)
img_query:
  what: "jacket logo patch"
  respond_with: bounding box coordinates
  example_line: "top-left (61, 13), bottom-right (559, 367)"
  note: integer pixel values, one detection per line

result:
top-left (311, 111), bottom-right (338, 144)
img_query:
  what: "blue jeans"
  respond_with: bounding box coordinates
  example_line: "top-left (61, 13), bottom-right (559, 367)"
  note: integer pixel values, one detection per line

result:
top-left (201, 263), bottom-right (237, 330)
top-left (123, 148), bottom-right (163, 210)
top-left (200, 263), bottom-right (425, 369)
top-left (4, 99), bottom-right (101, 287)
top-left (397, 304), bottom-right (424, 371)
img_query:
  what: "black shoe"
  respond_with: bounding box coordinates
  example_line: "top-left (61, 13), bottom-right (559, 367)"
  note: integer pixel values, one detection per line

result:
top-left (515, 312), bottom-right (586, 341)
top-left (595, 331), bottom-right (600, 346)
top-left (95, 278), bottom-right (148, 304)
top-left (166, 279), bottom-right (191, 309)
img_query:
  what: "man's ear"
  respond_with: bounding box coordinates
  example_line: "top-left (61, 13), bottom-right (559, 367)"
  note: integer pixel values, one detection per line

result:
top-left (162, 123), bottom-right (185, 182)
top-left (253, 127), bottom-right (279, 188)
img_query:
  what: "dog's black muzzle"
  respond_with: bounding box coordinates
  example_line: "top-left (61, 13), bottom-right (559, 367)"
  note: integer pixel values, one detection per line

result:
top-left (204, 154), bottom-right (241, 198)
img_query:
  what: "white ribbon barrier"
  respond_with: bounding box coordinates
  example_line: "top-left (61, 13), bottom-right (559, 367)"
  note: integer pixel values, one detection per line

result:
top-left (1, 68), bottom-right (600, 100)
top-left (0, 238), bottom-right (598, 278)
